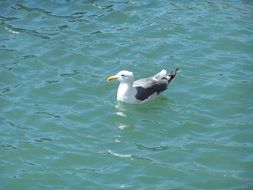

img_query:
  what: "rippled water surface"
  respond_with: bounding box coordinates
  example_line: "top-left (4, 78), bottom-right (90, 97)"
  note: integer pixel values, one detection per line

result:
top-left (1, 0), bottom-right (253, 189)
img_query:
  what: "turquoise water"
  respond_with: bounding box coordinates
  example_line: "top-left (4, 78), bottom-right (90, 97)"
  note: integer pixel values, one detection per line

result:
top-left (1, 0), bottom-right (253, 189)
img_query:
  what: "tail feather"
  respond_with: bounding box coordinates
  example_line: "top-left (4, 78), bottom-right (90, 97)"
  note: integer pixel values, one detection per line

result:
top-left (167, 68), bottom-right (179, 83)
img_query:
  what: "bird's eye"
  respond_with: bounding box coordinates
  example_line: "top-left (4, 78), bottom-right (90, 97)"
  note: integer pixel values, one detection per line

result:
top-left (121, 74), bottom-right (125, 77)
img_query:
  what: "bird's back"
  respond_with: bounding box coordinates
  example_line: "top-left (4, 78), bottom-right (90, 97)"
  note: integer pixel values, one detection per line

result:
top-left (133, 69), bottom-right (178, 101)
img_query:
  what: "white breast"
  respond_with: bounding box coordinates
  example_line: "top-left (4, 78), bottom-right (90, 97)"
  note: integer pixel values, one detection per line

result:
top-left (117, 83), bottom-right (139, 104)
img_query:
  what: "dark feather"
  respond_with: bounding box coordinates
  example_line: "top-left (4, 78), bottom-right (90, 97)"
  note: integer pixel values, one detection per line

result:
top-left (134, 68), bottom-right (178, 101)
top-left (135, 81), bottom-right (167, 101)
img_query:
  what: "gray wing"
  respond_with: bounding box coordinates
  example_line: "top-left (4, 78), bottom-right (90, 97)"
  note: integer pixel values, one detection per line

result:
top-left (133, 76), bottom-right (168, 101)
top-left (133, 68), bottom-right (178, 101)
top-left (133, 70), bottom-right (167, 87)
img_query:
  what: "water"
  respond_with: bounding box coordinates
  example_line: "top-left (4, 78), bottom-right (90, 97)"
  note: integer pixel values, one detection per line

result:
top-left (1, 0), bottom-right (253, 189)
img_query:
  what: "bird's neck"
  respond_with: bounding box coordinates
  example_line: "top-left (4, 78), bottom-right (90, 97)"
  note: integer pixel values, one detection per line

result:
top-left (117, 81), bottom-right (135, 102)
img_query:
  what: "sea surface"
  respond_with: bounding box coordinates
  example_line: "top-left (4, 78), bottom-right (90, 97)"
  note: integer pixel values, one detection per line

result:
top-left (1, 0), bottom-right (253, 189)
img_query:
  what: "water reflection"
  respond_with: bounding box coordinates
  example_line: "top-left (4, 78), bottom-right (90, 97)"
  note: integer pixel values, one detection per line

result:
top-left (115, 102), bottom-right (127, 117)
top-left (115, 102), bottom-right (133, 130)
top-left (114, 97), bottom-right (170, 130)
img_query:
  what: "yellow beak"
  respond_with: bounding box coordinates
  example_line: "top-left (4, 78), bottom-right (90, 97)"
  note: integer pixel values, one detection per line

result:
top-left (107, 75), bottom-right (118, 81)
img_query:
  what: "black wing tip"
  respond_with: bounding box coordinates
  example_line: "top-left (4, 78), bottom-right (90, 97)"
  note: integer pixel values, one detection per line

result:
top-left (170, 68), bottom-right (179, 77)
top-left (167, 68), bottom-right (179, 82)
top-left (173, 68), bottom-right (179, 74)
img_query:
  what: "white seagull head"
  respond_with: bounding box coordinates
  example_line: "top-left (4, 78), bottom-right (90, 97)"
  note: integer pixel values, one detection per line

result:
top-left (107, 70), bottom-right (134, 83)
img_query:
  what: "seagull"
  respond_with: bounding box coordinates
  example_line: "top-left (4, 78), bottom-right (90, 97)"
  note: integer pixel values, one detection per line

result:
top-left (107, 68), bottom-right (178, 104)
